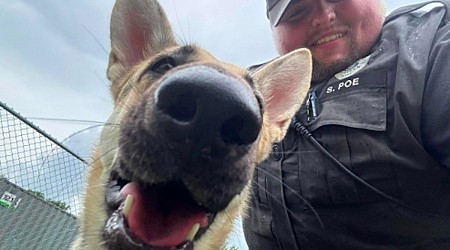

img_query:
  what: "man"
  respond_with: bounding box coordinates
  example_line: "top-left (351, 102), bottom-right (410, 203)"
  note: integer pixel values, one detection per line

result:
top-left (244, 0), bottom-right (450, 249)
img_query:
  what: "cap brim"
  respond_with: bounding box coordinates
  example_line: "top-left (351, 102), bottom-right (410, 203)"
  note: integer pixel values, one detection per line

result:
top-left (268, 0), bottom-right (291, 26)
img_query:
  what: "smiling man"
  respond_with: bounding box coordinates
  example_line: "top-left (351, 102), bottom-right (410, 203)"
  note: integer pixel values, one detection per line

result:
top-left (271, 0), bottom-right (384, 82)
top-left (244, 0), bottom-right (450, 249)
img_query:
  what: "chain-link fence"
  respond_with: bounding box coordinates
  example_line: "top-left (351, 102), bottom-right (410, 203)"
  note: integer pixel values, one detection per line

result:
top-left (0, 101), bottom-right (88, 249)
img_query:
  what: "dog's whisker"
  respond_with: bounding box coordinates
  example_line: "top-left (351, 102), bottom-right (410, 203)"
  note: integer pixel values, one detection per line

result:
top-left (83, 183), bottom-right (106, 190)
top-left (255, 166), bottom-right (324, 228)
top-left (128, 83), bottom-right (144, 100)
top-left (224, 211), bottom-right (234, 225)
top-left (170, 1), bottom-right (190, 47)
top-left (89, 147), bottom-right (119, 166)
top-left (251, 181), bottom-right (310, 228)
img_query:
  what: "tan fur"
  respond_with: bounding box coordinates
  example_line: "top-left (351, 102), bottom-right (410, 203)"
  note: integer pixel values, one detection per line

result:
top-left (72, 0), bottom-right (311, 249)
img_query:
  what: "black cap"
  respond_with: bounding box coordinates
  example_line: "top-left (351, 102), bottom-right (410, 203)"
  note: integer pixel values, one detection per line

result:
top-left (266, 0), bottom-right (292, 26)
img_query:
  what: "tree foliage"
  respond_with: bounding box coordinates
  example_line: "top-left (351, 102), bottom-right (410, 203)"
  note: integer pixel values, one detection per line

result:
top-left (27, 190), bottom-right (70, 211)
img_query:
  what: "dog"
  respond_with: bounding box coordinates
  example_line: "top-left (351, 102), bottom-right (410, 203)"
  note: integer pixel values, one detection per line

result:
top-left (71, 0), bottom-right (311, 249)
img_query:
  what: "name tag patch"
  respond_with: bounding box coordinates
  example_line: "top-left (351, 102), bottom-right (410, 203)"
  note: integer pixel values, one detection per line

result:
top-left (321, 70), bottom-right (387, 98)
top-left (326, 77), bottom-right (360, 94)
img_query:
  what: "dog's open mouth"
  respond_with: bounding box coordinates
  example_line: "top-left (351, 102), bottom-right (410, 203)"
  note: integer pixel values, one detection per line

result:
top-left (103, 171), bottom-right (216, 250)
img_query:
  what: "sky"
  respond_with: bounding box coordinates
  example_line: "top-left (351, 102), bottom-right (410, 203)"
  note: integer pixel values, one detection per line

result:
top-left (0, 0), bottom-right (430, 249)
top-left (0, 0), bottom-right (427, 142)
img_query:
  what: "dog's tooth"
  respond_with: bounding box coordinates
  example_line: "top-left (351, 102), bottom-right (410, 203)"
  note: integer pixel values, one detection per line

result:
top-left (185, 223), bottom-right (200, 241)
top-left (123, 194), bottom-right (133, 219)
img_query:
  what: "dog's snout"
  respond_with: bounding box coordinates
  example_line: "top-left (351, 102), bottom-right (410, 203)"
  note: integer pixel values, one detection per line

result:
top-left (155, 65), bottom-right (261, 148)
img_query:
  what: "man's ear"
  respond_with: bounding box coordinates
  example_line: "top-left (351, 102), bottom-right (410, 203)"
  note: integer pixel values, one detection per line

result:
top-left (252, 48), bottom-right (312, 142)
top-left (107, 0), bottom-right (178, 84)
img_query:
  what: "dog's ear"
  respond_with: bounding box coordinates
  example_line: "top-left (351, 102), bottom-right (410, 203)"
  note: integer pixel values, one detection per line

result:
top-left (252, 48), bottom-right (312, 143)
top-left (107, 0), bottom-right (177, 84)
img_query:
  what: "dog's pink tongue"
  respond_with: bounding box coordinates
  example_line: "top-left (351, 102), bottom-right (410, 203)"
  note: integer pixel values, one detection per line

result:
top-left (120, 183), bottom-right (208, 248)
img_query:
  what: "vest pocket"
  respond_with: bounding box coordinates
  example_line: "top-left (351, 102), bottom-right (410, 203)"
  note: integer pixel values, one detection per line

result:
top-left (303, 88), bottom-right (387, 132)
top-left (295, 85), bottom-right (392, 206)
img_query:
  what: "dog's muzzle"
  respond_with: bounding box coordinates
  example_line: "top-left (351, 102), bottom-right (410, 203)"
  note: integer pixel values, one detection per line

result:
top-left (103, 65), bottom-right (262, 250)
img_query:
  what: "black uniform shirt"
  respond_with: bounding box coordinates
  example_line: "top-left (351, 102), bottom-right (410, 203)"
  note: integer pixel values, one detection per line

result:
top-left (245, 1), bottom-right (450, 249)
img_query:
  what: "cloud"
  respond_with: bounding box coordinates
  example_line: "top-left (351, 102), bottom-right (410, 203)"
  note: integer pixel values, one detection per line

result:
top-left (159, 0), bottom-right (277, 67)
top-left (0, 0), bottom-right (279, 141)
top-left (0, 1), bottom-right (113, 140)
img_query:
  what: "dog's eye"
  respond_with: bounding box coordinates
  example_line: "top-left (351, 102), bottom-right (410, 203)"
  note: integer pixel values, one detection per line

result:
top-left (150, 56), bottom-right (176, 74)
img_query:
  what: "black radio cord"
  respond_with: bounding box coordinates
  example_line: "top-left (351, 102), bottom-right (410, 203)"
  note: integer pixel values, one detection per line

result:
top-left (292, 121), bottom-right (418, 210)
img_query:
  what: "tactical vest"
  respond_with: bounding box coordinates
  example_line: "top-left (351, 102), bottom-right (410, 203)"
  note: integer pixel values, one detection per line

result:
top-left (244, 2), bottom-right (450, 249)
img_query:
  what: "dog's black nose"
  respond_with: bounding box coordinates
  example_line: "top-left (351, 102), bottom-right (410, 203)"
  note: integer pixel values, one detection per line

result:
top-left (154, 65), bottom-right (261, 150)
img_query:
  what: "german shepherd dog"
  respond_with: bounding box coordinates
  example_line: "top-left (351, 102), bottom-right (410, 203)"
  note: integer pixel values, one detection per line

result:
top-left (72, 0), bottom-right (311, 249)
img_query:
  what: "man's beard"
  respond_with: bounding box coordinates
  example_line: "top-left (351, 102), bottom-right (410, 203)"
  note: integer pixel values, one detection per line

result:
top-left (310, 37), bottom-right (364, 83)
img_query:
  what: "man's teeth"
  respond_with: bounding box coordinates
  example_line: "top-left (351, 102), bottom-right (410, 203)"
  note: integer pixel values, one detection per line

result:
top-left (185, 223), bottom-right (200, 241)
top-left (123, 194), bottom-right (133, 219)
top-left (315, 33), bottom-right (343, 45)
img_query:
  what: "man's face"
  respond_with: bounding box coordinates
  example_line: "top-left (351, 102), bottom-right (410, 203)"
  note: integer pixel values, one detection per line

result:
top-left (272, 0), bottom-right (384, 81)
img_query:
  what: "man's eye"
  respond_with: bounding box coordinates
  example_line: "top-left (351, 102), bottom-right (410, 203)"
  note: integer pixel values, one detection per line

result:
top-left (286, 9), bottom-right (307, 22)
